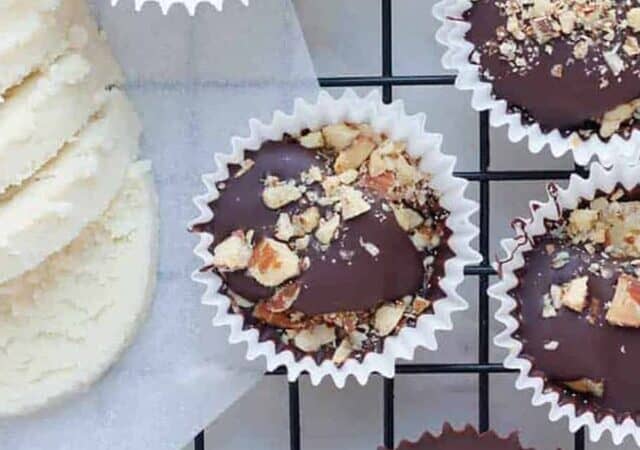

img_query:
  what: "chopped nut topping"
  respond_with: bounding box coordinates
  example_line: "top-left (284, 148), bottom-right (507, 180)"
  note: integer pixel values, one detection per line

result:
top-left (315, 214), bottom-right (341, 245)
top-left (299, 131), bottom-right (325, 149)
top-left (234, 159), bottom-right (255, 178)
top-left (627, 8), bottom-right (640, 32)
top-left (334, 135), bottom-right (376, 173)
top-left (557, 276), bottom-right (589, 313)
top-left (392, 205), bottom-right (424, 231)
top-left (374, 302), bottom-right (405, 336)
top-left (332, 338), bottom-right (353, 365)
top-left (294, 324), bottom-right (336, 352)
top-left (294, 207), bottom-right (321, 234)
top-left (275, 213), bottom-right (295, 242)
top-left (544, 340), bottom-right (559, 351)
top-left (322, 123), bottom-right (359, 152)
top-left (262, 180), bottom-right (303, 209)
top-left (411, 296), bottom-right (432, 315)
top-left (340, 186), bottom-right (371, 220)
top-left (605, 274), bottom-right (640, 327)
top-left (212, 230), bottom-right (254, 271)
top-left (264, 282), bottom-right (301, 313)
top-left (248, 238), bottom-right (301, 287)
top-left (563, 378), bottom-right (604, 398)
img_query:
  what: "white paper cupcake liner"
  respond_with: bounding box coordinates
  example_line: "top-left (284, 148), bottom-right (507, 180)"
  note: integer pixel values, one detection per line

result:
top-left (110, 0), bottom-right (248, 15)
top-left (190, 89), bottom-right (481, 387)
top-left (432, 0), bottom-right (640, 167)
top-left (490, 159), bottom-right (640, 445)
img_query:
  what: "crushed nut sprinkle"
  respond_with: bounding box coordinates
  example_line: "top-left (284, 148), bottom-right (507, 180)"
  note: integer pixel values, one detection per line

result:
top-left (469, 0), bottom-right (640, 137)
top-left (209, 122), bottom-right (449, 364)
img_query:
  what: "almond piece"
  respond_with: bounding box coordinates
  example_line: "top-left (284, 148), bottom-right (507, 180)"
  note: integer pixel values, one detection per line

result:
top-left (410, 225), bottom-right (440, 251)
top-left (234, 159), bottom-right (255, 178)
top-left (299, 131), bottom-right (325, 149)
top-left (315, 214), bottom-right (341, 245)
top-left (334, 135), bottom-right (377, 173)
top-left (332, 338), bottom-right (353, 365)
top-left (568, 209), bottom-right (599, 235)
top-left (248, 238), bottom-right (301, 287)
top-left (368, 148), bottom-right (391, 177)
top-left (294, 324), bottom-right (336, 352)
top-left (606, 274), bottom-right (640, 327)
top-left (321, 175), bottom-right (342, 197)
top-left (374, 302), bottom-right (404, 336)
top-left (599, 99), bottom-right (640, 139)
top-left (338, 169), bottom-right (359, 185)
top-left (275, 213), bottom-right (295, 241)
top-left (628, 7), bottom-right (640, 32)
top-left (264, 282), bottom-right (301, 313)
top-left (392, 205), bottom-right (424, 231)
top-left (393, 154), bottom-right (421, 186)
top-left (212, 230), bottom-right (253, 271)
top-left (340, 186), bottom-right (371, 220)
top-left (412, 296), bottom-right (432, 315)
top-left (293, 207), bottom-right (320, 233)
top-left (563, 378), bottom-right (604, 398)
top-left (322, 124), bottom-right (359, 151)
top-left (262, 180), bottom-right (303, 209)
top-left (301, 165), bottom-right (323, 184)
top-left (558, 276), bottom-right (589, 313)
top-left (253, 301), bottom-right (305, 329)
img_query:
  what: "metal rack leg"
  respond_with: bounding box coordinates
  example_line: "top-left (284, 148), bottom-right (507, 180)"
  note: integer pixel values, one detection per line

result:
top-left (194, 431), bottom-right (205, 450)
top-left (289, 381), bottom-right (301, 450)
top-left (383, 378), bottom-right (395, 449)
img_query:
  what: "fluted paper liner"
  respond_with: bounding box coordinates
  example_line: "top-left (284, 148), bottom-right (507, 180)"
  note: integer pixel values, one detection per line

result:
top-left (490, 160), bottom-right (640, 445)
top-left (190, 89), bottom-right (481, 387)
top-left (432, 0), bottom-right (640, 167)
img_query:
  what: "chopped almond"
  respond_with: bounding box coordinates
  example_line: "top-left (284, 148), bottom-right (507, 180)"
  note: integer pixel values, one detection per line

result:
top-left (563, 378), bottom-right (604, 398)
top-left (293, 207), bottom-right (320, 233)
top-left (294, 324), bottom-right (336, 352)
top-left (340, 186), bottom-right (371, 220)
top-left (606, 274), bottom-right (640, 328)
top-left (212, 230), bottom-right (253, 271)
top-left (392, 205), bottom-right (424, 231)
top-left (315, 214), bottom-right (341, 245)
top-left (263, 282), bottom-right (301, 313)
top-left (248, 238), bottom-right (300, 287)
top-left (558, 276), bottom-right (589, 313)
top-left (299, 131), bottom-right (325, 149)
top-left (374, 302), bottom-right (404, 336)
top-left (334, 135), bottom-right (376, 173)
top-left (262, 180), bottom-right (303, 209)
top-left (322, 124), bottom-right (359, 151)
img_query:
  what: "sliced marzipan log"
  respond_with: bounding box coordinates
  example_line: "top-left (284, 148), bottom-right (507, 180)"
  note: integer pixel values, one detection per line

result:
top-left (0, 0), bottom-right (124, 195)
top-left (0, 0), bottom-right (81, 96)
top-left (0, 89), bottom-right (140, 284)
top-left (0, 161), bottom-right (158, 417)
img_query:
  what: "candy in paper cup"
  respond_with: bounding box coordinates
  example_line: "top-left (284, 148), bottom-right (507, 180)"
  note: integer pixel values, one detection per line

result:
top-left (490, 159), bottom-right (640, 445)
top-left (190, 89), bottom-right (481, 387)
top-left (110, 0), bottom-right (248, 15)
top-left (432, 0), bottom-right (640, 167)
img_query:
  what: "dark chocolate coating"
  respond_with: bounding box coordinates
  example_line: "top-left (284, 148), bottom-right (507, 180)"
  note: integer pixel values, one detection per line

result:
top-left (511, 189), bottom-right (640, 422)
top-left (200, 141), bottom-right (433, 315)
top-left (380, 423), bottom-right (533, 450)
top-left (464, 0), bottom-right (640, 135)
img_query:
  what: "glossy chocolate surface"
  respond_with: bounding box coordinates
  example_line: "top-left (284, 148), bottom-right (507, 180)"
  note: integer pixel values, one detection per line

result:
top-left (198, 140), bottom-right (450, 316)
top-left (464, 0), bottom-right (640, 136)
top-left (511, 188), bottom-right (640, 422)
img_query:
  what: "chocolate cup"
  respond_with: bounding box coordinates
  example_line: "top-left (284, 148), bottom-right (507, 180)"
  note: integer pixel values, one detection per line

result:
top-left (379, 423), bottom-right (534, 450)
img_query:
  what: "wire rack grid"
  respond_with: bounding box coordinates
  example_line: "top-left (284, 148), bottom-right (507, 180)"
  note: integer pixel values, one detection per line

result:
top-left (193, 2), bottom-right (587, 449)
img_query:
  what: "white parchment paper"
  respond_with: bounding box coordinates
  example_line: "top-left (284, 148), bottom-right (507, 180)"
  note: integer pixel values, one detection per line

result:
top-left (0, 1), bottom-right (319, 449)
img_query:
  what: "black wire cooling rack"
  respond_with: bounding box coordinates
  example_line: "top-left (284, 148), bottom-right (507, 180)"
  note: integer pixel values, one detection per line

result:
top-left (193, 2), bottom-right (587, 449)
